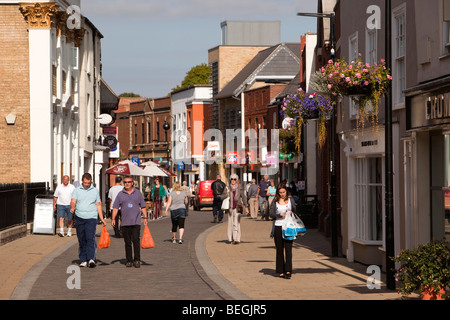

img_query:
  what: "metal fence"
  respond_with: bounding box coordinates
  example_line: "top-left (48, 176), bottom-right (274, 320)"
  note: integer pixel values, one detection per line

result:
top-left (0, 183), bottom-right (47, 231)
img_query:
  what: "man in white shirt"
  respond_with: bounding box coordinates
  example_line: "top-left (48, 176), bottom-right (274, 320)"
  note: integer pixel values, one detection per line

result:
top-left (53, 175), bottom-right (76, 237)
top-left (108, 176), bottom-right (124, 237)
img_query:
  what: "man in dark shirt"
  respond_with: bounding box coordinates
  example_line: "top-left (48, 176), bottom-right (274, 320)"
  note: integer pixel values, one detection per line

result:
top-left (257, 175), bottom-right (271, 221)
top-left (112, 177), bottom-right (148, 268)
top-left (211, 174), bottom-right (226, 223)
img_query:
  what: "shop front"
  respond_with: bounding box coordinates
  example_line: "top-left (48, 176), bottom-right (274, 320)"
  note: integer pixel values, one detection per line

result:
top-left (405, 79), bottom-right (450, 247)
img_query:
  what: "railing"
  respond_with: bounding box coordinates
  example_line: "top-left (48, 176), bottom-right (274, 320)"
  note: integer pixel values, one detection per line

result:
top-left (0, 183), bottom-right (48, 231)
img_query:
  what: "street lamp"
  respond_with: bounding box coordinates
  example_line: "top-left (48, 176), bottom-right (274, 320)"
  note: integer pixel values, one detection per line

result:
top-left (297, 11), bottom-right (338, 258)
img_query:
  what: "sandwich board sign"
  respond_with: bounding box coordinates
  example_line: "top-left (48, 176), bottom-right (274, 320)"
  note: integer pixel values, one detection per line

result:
top-left (33, 195), bottom-right (56, 235)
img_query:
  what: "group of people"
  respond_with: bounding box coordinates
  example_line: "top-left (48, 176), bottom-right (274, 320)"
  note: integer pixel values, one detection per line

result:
top-left (54, 172), bottom-right (300, 278)
top-left (210, 173), bottom-right (301, 279)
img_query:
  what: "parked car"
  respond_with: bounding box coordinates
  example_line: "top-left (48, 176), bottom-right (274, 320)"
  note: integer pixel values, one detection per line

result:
top-left (193, 180), bottom-right (214, 211)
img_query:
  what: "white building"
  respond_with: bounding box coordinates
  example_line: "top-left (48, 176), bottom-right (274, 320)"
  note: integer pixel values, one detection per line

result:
top-left (0, 1), bottom-right (111, 204)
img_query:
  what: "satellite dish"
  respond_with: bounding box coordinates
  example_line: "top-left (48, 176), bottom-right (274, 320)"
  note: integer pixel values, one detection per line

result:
top-left (98, 114), bottom-right (113, 125)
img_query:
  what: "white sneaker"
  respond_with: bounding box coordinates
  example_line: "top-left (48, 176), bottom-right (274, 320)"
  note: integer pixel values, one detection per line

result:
top-left (80, 261), bottom-right (87, 267)
top-left (58, 232), bottom-right (64, 237)
top-left (88, 259), bottom-right (96, 268)
top-left (66, 231), bottom-right (72, 237)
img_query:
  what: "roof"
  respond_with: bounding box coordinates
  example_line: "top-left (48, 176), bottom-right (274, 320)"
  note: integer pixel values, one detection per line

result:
top-left (215, 42), bottom-right (301, 100)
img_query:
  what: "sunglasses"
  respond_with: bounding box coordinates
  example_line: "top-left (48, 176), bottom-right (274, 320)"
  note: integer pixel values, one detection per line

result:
top-left (124, 181), bottom-right (133, 184)
top-left (231, 178), bottom-right (237, 181)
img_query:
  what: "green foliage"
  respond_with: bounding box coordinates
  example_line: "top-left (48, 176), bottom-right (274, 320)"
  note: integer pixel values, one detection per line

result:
top-left (392, 241), bottom-right (450, 299)
top-left (119, 92), bottom-right (141, 97)
top-left (172, 63), bottom-right (212, 92)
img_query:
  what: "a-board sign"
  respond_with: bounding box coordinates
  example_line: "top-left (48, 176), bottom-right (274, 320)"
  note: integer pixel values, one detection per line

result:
top-left (33, 195), bottom-right (56, 235)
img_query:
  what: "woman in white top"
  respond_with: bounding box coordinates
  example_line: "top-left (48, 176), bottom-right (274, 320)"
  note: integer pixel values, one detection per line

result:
top-left (269, 184), bottom-right (297, 279)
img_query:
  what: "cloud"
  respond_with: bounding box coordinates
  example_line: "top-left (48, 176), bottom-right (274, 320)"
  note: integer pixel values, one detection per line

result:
top-left (82, 0), bottom-right (318, 21)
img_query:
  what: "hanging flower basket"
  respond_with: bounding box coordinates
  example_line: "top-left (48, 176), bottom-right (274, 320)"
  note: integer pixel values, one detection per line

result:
top-left (321, 55), bottom-right (392, 130)
top-left (279, 127), bottom-right (297, 162)
top-left (282, 90), bottom-right (333, 149)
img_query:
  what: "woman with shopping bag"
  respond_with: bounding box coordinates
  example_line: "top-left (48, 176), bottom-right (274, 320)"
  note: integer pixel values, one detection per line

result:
top-left (226, 174), bottom-right (249, 245)
top-left (269, 184), bottom-right (297, 279)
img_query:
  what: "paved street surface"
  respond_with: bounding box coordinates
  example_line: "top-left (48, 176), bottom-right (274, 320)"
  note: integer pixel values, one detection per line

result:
top-left (1, 209), bottom-right (403, 301)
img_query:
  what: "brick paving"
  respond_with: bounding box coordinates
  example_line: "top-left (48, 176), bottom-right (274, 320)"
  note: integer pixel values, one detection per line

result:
top-left (1, 210), bottom-right (403, 301)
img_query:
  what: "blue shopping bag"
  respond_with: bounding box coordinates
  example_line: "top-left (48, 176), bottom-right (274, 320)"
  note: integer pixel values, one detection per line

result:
top-left (282, 213), bottom-right (307, 240)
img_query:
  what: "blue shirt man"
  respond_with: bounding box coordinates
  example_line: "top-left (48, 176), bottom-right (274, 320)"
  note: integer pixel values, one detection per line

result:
top-left (70, 173), bottom-right (105, 268)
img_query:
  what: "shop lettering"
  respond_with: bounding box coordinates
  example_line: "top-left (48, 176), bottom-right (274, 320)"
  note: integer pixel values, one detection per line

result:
top-left (426, 93), bottom-right (450, 120)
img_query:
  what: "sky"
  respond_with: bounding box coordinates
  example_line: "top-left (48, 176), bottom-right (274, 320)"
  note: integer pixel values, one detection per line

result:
top-left (81, 0), bottom-right (318, 98)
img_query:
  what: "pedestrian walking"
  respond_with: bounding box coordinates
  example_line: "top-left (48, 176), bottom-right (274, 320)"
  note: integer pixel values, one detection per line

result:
top-left (164, 182), bottom-right (189, 244)
top-left (150, 178), bottom-right (167, 219)
top-left (53, 175), bottom-right (75, 237)
top-left (181, 180), bottom-right (190, 213)
top-left (269, 184), bottom-right (297, 279)
top-left (227, 174), bottom-right (249, 245)
top-left (111, 176), bottom-right (148, 268)
top-left (211, 174), bottom-right (227, 223)
top-left (247, 179), bottom-right (259, 219)
top-left (108, 176), bottom-right (124, 238)
top-left (70, 173), bottom-right (106, 268)
top-left (267, 180), bottom-right (276, 210)
top-left (257, 175), bottom-right (271, 221)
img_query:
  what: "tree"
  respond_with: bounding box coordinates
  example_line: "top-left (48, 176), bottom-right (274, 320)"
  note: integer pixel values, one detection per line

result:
top-left (172, 63), bottom-right (211, 92)
top-left (119, 92), bottom-right (141, 97)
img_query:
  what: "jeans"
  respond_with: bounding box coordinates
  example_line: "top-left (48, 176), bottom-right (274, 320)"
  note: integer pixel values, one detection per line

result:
top-left (122, 225), bottom-right (141, 262)
top-left (258, 196), bottom-right (269, 220)
top-left (75, 216), bottom-right (97, 262)
top-left (58, 205), bottom-right (73, 220)
top-left (212, 196), bottom-right (224, 222)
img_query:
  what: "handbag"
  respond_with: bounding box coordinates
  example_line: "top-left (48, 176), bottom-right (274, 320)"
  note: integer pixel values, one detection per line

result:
top-left (221, 197), bottom-right (230, 210)
top-left (98, 225), bottom-right (111, 249)
top-left (141, 225), bottom-right (155, 249)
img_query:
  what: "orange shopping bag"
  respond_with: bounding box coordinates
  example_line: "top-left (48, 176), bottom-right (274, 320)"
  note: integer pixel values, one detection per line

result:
top-left (98, 225), bottom-right (110, 249)
top-left (141, 225), bottom-right (155, 249)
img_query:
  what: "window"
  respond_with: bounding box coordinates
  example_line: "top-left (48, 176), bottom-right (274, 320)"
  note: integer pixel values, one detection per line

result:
top-left (62, 71), bottom-right (67, 94)
top-left (142, 123), bottom-right (145, 144)
top-left (444, 0), bottom-right (450, 54)
top-left (393, 7), bottom-right (406, 105)
top-left (156, 121), bottom-right (160, 142)
top-left (366, 29), bottom-right (377, 66)
top-left (355, 157), bottom-right (383, 241)
top-left (72, 45), bottom-right (79, 70)
top-left (52, 66), bottom-right (57, 96)
top-left (147, 121), bottom-right (151, 143)
top-left (134, 123), bottom-right (137, 145)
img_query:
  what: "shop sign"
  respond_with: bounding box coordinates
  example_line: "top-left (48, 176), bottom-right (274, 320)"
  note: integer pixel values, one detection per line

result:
top-left (407, 87), bottom-right (450, 130)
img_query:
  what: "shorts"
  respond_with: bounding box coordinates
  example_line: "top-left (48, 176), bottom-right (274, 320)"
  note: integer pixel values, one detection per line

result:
top-left (58, 205), bottom-right (73, 220)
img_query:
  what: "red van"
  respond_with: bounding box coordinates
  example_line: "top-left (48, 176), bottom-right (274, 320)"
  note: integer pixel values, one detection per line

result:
top-left (193, 180), bottom-right (214, 211)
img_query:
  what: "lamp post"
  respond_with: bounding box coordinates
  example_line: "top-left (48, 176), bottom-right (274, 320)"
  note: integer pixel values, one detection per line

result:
top-left (385, 0), bottom-right (396, 291)
top-left (297, 12), bottom-right (339, 257)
